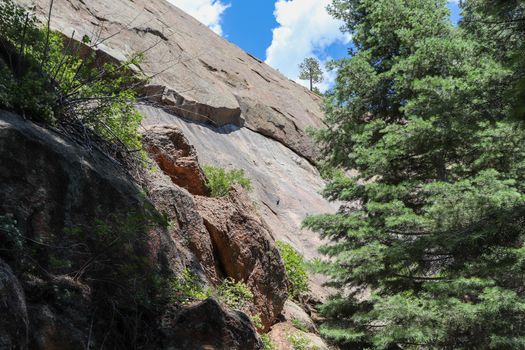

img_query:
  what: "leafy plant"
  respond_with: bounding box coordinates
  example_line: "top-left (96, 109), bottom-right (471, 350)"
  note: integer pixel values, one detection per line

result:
top-left (216, 277), bottom-right (253, 310)
top-left (261, 334), bottom-right (276, 350)
top-left (287, 331), bottom-right (314, 350)
top-left (0, 0), bottom-right (145, 158)
top-left (276, 241), bottom-right (309, 300)
top-left (169, 268), bottom-right (212, 303)
top-left (291, 318), bottom-right (309, 333)
top-left (203, 165), bottom-right (252, 197)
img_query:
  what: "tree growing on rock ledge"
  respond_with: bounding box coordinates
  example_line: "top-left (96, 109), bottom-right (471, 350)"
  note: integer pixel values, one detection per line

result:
top-left (304, 0), bottom-right (525, 348)
top-left (298, 57), bottom-right (323, 92)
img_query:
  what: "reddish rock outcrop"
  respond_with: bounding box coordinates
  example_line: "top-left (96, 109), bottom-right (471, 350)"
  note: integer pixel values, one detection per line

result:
top-left (143, 125), bottom-right (208, 196)
top-left (196, 186), bottom-right (288, 331)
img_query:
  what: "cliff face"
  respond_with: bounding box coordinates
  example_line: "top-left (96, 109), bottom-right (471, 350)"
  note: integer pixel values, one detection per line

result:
top-left (15, 0), bottom-right (336, 293)
top-left (3, 0), bottom-right (337, 348)
top-left (17, 0), bottom-right (323, 161)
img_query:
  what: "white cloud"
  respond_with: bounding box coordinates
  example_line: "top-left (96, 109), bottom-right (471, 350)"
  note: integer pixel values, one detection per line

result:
top-left (166, 0), bottom-right (230, 36)
top-left (265, 0), bottom-right (351, 92)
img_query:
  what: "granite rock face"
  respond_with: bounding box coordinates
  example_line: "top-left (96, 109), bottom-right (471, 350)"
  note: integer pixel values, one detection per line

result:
top-left (16, 0), bottom-right (337, 302)
top-left (16, 0), bottom-right (323, 162)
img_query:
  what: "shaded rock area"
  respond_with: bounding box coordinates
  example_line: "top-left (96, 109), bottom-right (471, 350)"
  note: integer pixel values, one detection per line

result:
top-left (0, 111), bottom-right (266, 349)
top-left (196, 186), bottom-right (288, 331)
top-left (162, 298), bottom-right (263, 350)
top-left (0, 258), bottom-right (28, 349)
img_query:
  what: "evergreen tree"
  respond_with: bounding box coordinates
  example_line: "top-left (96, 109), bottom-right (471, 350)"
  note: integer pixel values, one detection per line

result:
top-left (299, 57), bottom-right (323, 91)
top-left (304, 0), bottom-right (525, 348)
top-left (462, 0), bottom-right (525, 118)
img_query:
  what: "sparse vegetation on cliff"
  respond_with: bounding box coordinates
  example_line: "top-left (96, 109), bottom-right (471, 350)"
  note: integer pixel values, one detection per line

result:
top-left (0, 0), bottom-right (145, 158)
top-left (203, 164), bottom-right (253, 197)
top-left (276, 241), bottom-right (309, 301)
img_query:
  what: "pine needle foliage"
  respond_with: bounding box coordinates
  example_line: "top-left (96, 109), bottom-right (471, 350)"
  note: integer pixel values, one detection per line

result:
top-left (304, 0), bottom-right (525, 349)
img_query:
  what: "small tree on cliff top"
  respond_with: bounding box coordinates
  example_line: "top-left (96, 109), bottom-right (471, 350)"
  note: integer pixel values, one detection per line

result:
top-left (299, 57), bottom-right (323, 91)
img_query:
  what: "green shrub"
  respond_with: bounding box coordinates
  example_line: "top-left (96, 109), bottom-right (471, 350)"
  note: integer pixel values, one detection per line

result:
top-left (0, 0), bottom-right (145, 154)
top-left (169, 268), bottom-right (211, 303)
top-left (291, 318), bottom-right (309, 332)
top-left (216, 277), bottom-right (253, 310)
top-left (203, 165), bottom-right (252, 197)
top-left (287, 331), bottom-right (314, 350)
top-left (261, 334), bottom-right (276, 350)
top-left (276, 241), bottom-right (309, 300)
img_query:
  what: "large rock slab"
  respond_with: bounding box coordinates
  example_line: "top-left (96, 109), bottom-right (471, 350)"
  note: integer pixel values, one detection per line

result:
top-left (16, 0), bottom-right (323, 161)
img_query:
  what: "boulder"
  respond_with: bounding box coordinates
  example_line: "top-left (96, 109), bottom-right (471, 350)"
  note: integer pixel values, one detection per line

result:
top-left (0, 111), bottom-right (229, 348)
top-left (162, 298), bottom-right (263, 350)
top-left (146, 179), bottom-right (219, 283)
top-left (0, 259), bottom-right (28, 349)
top-left (282, 300), bottom-right (317, 333)
top-left (196, 186), bottom-right (288, 331)
top-left (143, 125), bottom-right (209, 196)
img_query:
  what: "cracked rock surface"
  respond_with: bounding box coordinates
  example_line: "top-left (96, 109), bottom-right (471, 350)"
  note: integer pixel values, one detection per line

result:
top-left (17, 0), bottom-right (323, 162)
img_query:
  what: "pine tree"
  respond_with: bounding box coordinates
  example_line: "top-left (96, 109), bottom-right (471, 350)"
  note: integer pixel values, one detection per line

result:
top-left (304, 0), bottom-right (525, 348)
top-left (299, 57), bottom-right (323, 91)
top-left (462, 0), bottom-right (525, 118)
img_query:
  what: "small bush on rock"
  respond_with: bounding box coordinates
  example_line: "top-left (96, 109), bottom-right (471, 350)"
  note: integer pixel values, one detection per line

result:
top-left (217, 277), bottom-right (253, 310)
top-left (203, 165), bottom-right (252, 197)
top-left (287, 331), bottom-right (314, 350)
top-left (261, 334), bottom-right (276, 350)
top-left (169, 268), bottom-right (212, 303)
top-left (276, 241), bottom-right (309, 301)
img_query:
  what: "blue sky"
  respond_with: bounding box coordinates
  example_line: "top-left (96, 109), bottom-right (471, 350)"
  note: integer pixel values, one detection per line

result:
top-left (167, 0), bottom-right (461, 91)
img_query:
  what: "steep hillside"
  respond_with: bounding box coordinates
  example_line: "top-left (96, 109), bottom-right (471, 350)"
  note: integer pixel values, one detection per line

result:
top-left (15, 0), bottom-right (336, 293)
top-left (2, 0), bottom-right (338, 348)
